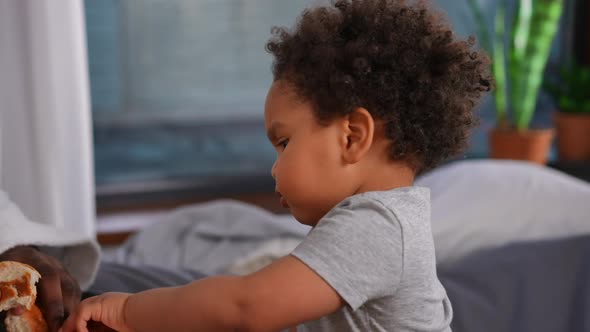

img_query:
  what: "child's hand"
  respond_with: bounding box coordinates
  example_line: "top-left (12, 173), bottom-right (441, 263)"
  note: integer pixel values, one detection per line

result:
top-left (59, 292), bottom-right (132, 332)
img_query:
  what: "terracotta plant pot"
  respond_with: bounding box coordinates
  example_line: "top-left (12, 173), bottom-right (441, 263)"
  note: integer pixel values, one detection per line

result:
top-left (554, 112), bottom-right (590, 161)
top-left (489, 128), bottom-right (555, 164)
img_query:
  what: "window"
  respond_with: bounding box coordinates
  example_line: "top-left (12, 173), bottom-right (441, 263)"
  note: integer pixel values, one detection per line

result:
top-left (85, 0), bottom-right (573, 204)
top-left (86, 0), bottom-right (312, 202)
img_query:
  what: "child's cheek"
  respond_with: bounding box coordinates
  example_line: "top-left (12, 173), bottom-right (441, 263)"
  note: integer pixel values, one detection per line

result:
top-left (277, 157), bottom-right (301, 198)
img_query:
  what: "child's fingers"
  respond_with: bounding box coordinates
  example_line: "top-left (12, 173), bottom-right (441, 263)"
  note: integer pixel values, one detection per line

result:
top-left (60, 293), bottom-right (128, 332)
top-left (59, 297), bottom-right (100, 332)
top-left (58, 315), bottom-right (73, 332)
top-left (59, 316), bottom-right (89, 332)
top-left (76, 320), bottom-right (90, 332)
top-left (59, 314), bottom-right (80, 332)
top-left (60, 313), bottom-right (85, 332)
top-left (76, 297), bottom-right (104, 331)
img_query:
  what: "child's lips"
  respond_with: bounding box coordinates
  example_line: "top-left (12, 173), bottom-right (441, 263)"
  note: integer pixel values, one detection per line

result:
top-left (276, 191), bottom-right (289, 208)
top-left (280, 196), bottom-right (289, 208)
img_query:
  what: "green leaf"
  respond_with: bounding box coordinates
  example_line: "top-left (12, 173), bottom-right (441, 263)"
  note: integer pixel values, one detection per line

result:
top-left (493, 1), bottom-right (508, 124)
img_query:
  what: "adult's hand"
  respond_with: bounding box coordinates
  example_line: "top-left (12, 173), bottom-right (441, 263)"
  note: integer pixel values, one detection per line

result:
top-left (0, 246), bottom-right (81, 332)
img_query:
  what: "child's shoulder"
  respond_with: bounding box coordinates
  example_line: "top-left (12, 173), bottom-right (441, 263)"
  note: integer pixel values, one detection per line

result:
top-left (345, 186), bottom-right (429, 209)
top-left (330, 187), bottom-right (430, 226)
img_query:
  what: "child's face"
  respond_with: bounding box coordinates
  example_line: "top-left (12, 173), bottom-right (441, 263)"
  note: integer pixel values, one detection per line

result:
top-left (264, 81), bottom-right (357, 226)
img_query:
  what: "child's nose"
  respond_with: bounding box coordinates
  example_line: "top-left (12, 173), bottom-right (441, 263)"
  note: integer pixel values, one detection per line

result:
top-left (271, 160), bottom-right (277, 179)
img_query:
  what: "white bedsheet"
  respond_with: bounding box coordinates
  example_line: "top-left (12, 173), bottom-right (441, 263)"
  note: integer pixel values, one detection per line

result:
top-left (417, 160), bottom-right (590, 266)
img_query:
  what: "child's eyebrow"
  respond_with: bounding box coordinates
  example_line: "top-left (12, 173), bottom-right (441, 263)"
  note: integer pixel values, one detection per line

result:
top-left (266, 121), bottom-right (285, 142)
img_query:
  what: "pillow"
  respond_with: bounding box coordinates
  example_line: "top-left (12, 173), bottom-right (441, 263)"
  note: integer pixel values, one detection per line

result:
top-left (415, 159), bottom-right (590, 266)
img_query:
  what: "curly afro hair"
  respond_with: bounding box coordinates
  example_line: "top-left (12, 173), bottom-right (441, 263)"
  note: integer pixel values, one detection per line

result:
top-left (265, 0), bottom-right (492, 173)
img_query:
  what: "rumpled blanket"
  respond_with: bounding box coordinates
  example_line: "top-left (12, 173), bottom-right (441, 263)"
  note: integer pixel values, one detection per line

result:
top-left (103, 200), bottom-right (309, 275)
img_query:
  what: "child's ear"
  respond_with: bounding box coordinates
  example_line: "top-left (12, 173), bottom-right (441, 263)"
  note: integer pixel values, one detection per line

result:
top-left (340, 107), bottom-right (375, 164)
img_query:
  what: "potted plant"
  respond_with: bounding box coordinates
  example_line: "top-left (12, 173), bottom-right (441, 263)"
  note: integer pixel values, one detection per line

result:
top-left (467, 0), bottom-right (565, 164)
top-left (544, 61), bottom-right (590, 161)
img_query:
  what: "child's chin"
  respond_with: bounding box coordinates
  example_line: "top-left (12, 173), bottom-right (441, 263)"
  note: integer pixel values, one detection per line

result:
top-left (292, 211), bottom-right (320, 227)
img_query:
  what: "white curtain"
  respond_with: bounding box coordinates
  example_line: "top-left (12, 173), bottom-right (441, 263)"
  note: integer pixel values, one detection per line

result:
top-left (0, 0), bottom-right (96, 237)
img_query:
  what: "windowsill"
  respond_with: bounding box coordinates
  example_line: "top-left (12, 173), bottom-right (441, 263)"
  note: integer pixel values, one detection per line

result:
top-left (96, 173), bottom-right (277, 212)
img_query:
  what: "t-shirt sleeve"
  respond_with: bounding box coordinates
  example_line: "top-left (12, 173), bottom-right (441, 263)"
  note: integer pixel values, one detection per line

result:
top-left (291, 197), bottom-right (403, 310)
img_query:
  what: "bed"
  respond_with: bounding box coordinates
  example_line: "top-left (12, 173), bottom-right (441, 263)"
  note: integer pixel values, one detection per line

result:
top-left (90, 160), bottom-right (590, 331)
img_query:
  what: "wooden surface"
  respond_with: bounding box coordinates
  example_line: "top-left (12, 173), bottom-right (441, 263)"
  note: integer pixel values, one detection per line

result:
top-left (97, 232), bottom-right (134, 246)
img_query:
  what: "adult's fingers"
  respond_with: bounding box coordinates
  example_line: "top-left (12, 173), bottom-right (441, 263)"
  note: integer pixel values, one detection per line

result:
top-left (36, 265), bottom-right (65, 332)
top-left (42, 254), bottom-right (82, 318)
top-left (60, 271), bottom-right (81, 318)
top-left (8, 305), bottom-right (25, 315)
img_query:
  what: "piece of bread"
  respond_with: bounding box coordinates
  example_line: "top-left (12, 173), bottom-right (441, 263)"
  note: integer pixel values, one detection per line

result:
top-left (4, 304), bottom-right (47, 332)
top-left (0, 261), bottom-right (40, 312)
top-left (0, 261), bottom-right (48, 332)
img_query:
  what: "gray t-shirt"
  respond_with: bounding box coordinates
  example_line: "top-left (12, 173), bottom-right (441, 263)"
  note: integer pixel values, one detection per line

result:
top-left (291, 187), bottom-right (452, 332)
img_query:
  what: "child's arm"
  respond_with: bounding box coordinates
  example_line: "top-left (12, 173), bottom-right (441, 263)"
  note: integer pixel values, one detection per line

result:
top-left (61, 255), bottom-right (343, 332)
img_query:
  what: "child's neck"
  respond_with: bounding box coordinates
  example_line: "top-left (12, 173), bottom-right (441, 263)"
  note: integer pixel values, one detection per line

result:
top-left (350, 129), bottom-right (416, 195)
top-left (355, 160), bottom-right (415, 194)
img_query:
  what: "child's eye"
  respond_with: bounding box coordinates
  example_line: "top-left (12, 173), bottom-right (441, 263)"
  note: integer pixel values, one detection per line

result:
top-left (277, 139), bottom-right (289, 150)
